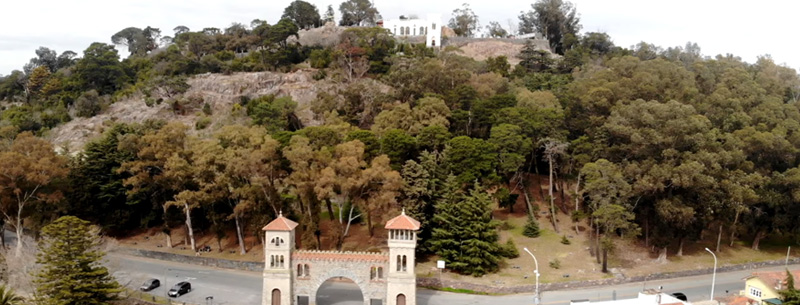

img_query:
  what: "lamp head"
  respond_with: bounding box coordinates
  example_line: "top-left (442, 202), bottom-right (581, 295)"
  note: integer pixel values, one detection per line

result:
top-left (705, 248), bottom-right (711, 252)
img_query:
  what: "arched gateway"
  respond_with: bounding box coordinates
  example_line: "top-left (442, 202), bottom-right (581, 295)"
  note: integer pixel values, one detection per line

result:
top-left (262, 211), bottom-right (419, 305)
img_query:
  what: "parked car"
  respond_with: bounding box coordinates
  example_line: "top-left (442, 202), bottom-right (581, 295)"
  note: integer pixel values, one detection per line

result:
top-left (168, 281), bottom-right (191, 297)
top-left (139, 278), bottom-right (160, 291)
top-left (671, 292), bottom-right (688, 302)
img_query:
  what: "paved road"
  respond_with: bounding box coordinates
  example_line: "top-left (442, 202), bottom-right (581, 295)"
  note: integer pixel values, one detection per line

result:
top-left (109, 252), bottom-right (800, 305)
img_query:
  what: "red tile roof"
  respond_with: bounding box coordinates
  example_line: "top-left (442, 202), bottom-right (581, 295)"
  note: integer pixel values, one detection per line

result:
top-left (746, 270), bottom-right (800, 290)
top-left (262, 213), bottom-right (299, 231)
top-left (725, 295), bottom-right (752, 305)
top-left (293, 250), bottom-right (388, 262)
top-left (384, 210), bottom-right (420, 230)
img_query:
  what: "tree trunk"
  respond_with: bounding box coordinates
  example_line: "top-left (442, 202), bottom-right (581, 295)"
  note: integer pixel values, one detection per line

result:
top-left (752, 229), bottom-right (766, 251)
top-left (548, 156), bottom-right (559, 233)
top-left (523, 189), bottom-right (534, 218)
top-left (14, 222), bottom-right (22, 258)
top-left (367, 212), bottom-right (374, 237)
top-left (716, 225), bottom-right (723, 253)
top-left (234, 215), bottom-right (246, 255)
top-left (574, 175), bottom-right (581, 234)
top-left (325, 199), bottom-right (335, 221)
top-left (0, 222), bottom-right (5, 250)
top-left (344, 205), bottom-right (360, 237)
top-left (730, 208), bottom-right (741, 247)
top-left (644, 218), bottom-right (649, 248)
top-left (655, 247), bottom-right (668, 263)
top-left (165, 230), bottom-right (173, 248)
top-left (184, 203), bottom-right (196, 252)
top-left (602, 247), bottom-right (609, 273)
top-left (559, 179), bottom-right (566, 209)
top-left (676, 237), bottom-right (684, 257)
top-left (595, 224), bottom-right (601, 264)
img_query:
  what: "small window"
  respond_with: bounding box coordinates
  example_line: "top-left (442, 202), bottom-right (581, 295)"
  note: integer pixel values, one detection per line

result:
top-left (749, 286), bottom-right (762, 298)
top-left (377, 267), bottom-right (383, 278)
top-left (432, 23), bottom-right (437, 30)
top-left (271, 237), bottom-right (284, 247)
top-left (420, 27), bottom-right (425, 36)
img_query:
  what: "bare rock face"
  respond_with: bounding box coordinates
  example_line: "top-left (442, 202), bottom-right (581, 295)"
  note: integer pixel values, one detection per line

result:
top-left (48, 70), bottom-right (335, 153)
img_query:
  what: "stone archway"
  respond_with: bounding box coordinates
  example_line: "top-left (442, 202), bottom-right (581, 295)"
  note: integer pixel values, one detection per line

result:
top-left (307, 269), bottom-right (371, 305)
top-left (314, 276), bottom-right (364, 305)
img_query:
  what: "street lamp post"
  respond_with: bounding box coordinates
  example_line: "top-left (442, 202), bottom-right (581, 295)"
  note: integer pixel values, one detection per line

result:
top-left (523, 247), bottom-right (540, 304)
top-left (705, 248), bottom-right (717, 301)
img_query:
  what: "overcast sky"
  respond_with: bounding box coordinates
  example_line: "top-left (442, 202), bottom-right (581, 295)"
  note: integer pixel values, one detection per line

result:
top-left (1, 0), bottom-right (797, 76)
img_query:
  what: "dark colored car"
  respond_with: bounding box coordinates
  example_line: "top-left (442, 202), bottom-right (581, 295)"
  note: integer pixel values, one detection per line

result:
top-left (671, 292), bottom-right (688, 302)
top-left (168, 281), bottom-right (191, 297)
top-left (139, 278), bottom-right (160, 291)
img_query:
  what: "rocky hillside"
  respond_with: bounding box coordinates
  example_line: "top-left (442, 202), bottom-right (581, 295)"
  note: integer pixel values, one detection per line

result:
top-left (48, 70), bottom-right (340, 153)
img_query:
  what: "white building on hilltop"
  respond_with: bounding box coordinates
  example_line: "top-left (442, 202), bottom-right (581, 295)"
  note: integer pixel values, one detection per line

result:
top-left (379, 14), bottom-right (442, 48)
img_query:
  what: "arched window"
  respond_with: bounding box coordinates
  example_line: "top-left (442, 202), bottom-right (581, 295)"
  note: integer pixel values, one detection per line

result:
top-left (280, 255), bottom-right (285, 268)
top-left (432, 23), bottom-right (437, 30)
top-left (400, 27), bottom-right (405, 35)
top-left (405, 27), bottom-right (410, 36)
top-left (297, 264), bottom-right (303, 275)
top-left (402, 255), bottom-right (407, 271)
top-left (304, 264), bottom-right (310, 276)
top-left (396, 255), bottom-right (402, 271)
top-left (370, 266), bottom-right (377, 279)
top-left (377, 267), bottom-right (383, 278)
top-left (272, 289), bottom-right (281, 305)
top-left (397, 294), bottom-right (406, 305)
top-left (413, 27), bottom-right (416, 35)
top-left (271, 255), bottom-right (276, 267)
top-left (420, 27), bottom-right (425, 36)
top-left (271, 237), bottom-right (284, 246)
top-left (393, 26), bottom-right (397, 35)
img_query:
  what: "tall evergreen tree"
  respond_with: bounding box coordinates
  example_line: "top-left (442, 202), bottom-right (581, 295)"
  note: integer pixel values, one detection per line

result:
top-left (34, 216), bottom-right (121, 305)
top-left (780, 270), bottom-right (800, 305)
top-left (429, 178), bottom-right (503, 276)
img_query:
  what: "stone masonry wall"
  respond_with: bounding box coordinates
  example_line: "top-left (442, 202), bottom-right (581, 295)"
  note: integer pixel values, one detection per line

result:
top-left (113, 247), bottom-right (265, 272)
top-left (292, 250), bottom-right (389, 305)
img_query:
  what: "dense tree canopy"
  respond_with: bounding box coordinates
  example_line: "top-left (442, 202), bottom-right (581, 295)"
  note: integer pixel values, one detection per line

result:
top-left (5, 3), bottom-right (800, 282)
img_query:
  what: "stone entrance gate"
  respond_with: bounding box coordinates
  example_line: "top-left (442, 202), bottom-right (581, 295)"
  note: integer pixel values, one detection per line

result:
top-left (262, 211), bottom-right (420, 305)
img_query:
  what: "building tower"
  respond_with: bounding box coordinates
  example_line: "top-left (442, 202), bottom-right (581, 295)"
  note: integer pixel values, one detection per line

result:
top-left (262, 212), bottom-right (298, 305)
top-left (385, 210), bottom-right (420, 305)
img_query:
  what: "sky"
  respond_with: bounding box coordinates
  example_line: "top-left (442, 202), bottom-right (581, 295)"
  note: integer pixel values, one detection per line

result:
top-left (1, 0), bottom-right (798, 75)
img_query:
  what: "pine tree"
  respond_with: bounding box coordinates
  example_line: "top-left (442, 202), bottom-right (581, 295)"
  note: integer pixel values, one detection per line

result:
top-left (34, 216), bottom-right (121, 305)
top-left (523, 214), bottom-right (541, 237)
top-left (429, 179), bottom-right (504, 276)
top-left (780, 270), bottom-right (800, 305)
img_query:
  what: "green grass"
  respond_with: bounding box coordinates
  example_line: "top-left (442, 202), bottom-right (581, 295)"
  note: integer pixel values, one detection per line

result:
top-left (425, 287), bottom-right (490, 295)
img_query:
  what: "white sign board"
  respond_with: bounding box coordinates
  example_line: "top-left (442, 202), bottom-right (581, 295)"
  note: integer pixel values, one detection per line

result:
top-left (437, 260), bottom-right (445, 269)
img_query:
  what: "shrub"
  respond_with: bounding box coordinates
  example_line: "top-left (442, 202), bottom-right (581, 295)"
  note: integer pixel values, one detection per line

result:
top-left (74, 90), bottom-right (103, 118)
top-left (561, 235), bottom-right (571, 245)
top-left (549, 258), bottom-right (561, 269)
top-left (202, 102), bottom-right (212, 115)
top-left (500, 239), bottom-right (519, 258)
top-left (523, 214), bottom-right (540, 238)
top-left (195, 117), bottom-right (212, 130)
